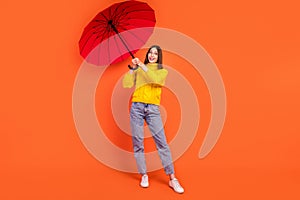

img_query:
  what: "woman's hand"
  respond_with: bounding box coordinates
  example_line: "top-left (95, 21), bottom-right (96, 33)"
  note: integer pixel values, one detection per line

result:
top-left (132, 58), bottom-right (140, 66)
top-left (132, 58), bottom-right (148, 72)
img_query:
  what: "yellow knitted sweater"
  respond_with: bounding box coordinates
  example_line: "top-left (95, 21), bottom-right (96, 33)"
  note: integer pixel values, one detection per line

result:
top-left (122, 63), bottom-right (168, 105)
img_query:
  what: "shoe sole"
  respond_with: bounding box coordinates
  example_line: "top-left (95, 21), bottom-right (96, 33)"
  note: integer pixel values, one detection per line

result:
top-left (140, 184), bottom-right (149, 188)
top-left (169, 182), bottom-right (184, 194)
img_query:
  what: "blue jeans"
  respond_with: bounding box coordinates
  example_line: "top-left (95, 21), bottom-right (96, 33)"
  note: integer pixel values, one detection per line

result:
top-left (130, 102), bottom-right (174, 175)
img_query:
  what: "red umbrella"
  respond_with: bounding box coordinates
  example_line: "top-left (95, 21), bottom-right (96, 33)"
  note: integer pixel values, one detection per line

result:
top-left (79, 0), bottom-right (156, 66)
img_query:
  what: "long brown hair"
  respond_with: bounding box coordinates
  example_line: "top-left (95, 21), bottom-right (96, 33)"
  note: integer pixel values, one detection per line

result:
top-left (143, 45), bottom-right (163, 69)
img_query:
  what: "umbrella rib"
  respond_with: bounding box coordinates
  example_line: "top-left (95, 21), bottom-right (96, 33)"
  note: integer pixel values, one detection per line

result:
top-left (82, 20), bottom-right (106, 37)
top-left (80, 22), bottom-right (103, 42)
top-left (117, 17), bottom-right (156, 27)
top-left (108, 5), bottom-right (112, 21)
top-left (93, 18), bottom-right (107, 23)
top-left (79, 19), bottom-right (108, 48)
top-left (80, 30), bottom-right (99, 55)
top-left (115, 2), bottom-right (154, 20)
top-left (97, 29), bottom-right (113, 65)
top-left (113, 7), bottom-right (130, 22)
top-left (111, 1), bottom-right (134, 25)
top-left (117, 26), bottom-right (150, 46)
top-left (96, 29), bottom-right (112, 46)
top-left (110, 1), bottom-right (131, 22)
top-left (113, 29), bottom-right (138, 54)
top-left (113, 34), bottom-right (126, 63)
top-left (118, 14), bottom-right (155, 26)
top-left (117, 22), bottom-right (155, 34)
top-left (115, 9), bottom-right (155, 24)
top-left (81, 26), bottom-right (108, 54)
top-left (108, 33), bottom-right (114, 64)
top-left (96, 37), bottom-right (102, 66)
top-left (100, 12), bottom-right (109, 21)
top-left (84, 27), bottom-right (111, 57)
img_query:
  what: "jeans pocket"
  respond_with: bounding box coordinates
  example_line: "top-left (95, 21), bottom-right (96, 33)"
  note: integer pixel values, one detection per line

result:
top-left (148, 104), bottom-right (159, 113)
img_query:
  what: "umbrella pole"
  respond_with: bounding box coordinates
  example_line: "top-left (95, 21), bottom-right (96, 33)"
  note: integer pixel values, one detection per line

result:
top-left (108, 21), bottom-right (135, 59)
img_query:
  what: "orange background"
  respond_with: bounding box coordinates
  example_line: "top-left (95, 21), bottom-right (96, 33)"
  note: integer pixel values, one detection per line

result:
top-left (1, 0), bottom-right (300, 199)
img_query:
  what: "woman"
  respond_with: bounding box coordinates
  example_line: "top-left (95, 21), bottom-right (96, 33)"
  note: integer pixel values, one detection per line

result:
top-left (122, 45), bottom-right (184, 194)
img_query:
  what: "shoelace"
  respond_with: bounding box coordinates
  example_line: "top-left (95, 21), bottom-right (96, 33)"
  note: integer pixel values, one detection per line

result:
top-left (142, 175), bottom-right (148, 183)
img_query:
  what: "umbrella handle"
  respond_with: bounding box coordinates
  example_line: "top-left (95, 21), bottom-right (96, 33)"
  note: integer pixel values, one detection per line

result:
top-left (128, 64), bottom-right (139, 70)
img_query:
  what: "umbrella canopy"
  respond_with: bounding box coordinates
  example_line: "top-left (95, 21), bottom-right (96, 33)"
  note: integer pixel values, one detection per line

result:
top-left (79, 0), bottom-right (156, 66)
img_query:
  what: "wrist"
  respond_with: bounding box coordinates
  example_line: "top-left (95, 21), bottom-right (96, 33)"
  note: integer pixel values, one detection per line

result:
top-left (139, 63), bottom-right (148, 72)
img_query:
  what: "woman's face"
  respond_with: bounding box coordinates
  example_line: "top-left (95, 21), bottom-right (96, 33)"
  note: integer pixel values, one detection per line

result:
top-left (147, 47), bottom-right (158, 63)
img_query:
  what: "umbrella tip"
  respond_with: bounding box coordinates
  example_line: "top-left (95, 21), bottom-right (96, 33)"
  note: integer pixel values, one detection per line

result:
top-left (108, 20), bottom-right (113, 25)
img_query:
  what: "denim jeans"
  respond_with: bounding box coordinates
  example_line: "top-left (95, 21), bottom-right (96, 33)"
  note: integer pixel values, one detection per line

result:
top-left (130, 102), bottom-right (174, 175)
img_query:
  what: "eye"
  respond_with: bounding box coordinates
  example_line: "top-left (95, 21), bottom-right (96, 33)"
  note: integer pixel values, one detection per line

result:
top-left (149, 51), bottom-right (158, 55)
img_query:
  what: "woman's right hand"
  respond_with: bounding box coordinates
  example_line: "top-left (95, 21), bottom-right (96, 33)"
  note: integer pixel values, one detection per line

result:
top-left (128, 58), bottom-right (140, 71)
top-left (132, 57), bottom-right (147, 72)
top-left (132, 58), bottom-right (141, 66)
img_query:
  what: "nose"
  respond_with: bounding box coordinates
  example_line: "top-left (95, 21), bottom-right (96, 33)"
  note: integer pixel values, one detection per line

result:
top-left (150, 54), bottom-right (156, 58)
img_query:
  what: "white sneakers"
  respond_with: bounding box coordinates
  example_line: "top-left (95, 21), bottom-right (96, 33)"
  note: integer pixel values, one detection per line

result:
top-left (140, 174), bottom-right (149, 188)
top-left (169, 178), bottom-right (184, 194)
top-left (139, 175), bottom-right (184, 194)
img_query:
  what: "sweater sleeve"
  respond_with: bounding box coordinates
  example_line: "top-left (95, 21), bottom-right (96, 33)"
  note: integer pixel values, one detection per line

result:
top-left (122, 71), bottom-right (135, 88)
top-left (145, 69), bottom-right (168, 86)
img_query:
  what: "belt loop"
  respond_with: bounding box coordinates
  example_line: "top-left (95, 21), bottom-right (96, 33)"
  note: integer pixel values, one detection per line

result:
top-left (144, 103), bottom-right (148, 112)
